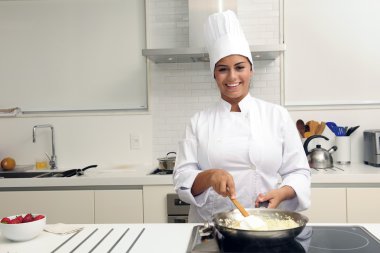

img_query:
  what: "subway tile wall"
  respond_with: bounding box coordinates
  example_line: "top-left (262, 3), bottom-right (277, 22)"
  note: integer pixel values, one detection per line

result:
top-left (147, 0), bottom-right (281, 159)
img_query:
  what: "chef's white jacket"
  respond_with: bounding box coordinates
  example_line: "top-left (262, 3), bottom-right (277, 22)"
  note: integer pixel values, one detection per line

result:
top-left (173, 94), bottom-right (311, 223)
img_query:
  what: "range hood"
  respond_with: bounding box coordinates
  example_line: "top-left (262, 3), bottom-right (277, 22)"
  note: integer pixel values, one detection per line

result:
top-left (142, 0), bottom-right (285, 63)
top-left (142, 44), bottom-right (285, 63)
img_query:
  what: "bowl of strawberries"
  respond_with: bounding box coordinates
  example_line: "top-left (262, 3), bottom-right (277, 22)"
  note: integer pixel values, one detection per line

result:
top-left (0, 213), bottom-right (46, 241)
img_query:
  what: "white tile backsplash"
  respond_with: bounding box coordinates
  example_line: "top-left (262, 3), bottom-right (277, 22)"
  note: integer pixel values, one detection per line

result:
top-left (148, 0), bottom-right (281, 159)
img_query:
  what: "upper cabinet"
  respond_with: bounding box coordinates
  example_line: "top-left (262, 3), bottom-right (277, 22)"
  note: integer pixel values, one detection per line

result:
top-left (0, 0), bottom-right (147, 113)
top-left (142, 44), bottom-right (286, 63)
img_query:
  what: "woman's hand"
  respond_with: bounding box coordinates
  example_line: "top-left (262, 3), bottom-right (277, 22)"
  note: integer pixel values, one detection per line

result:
top-left (255, 186), bottom-right (296, 208)
top-left (191, 169), bottom-right (236, 198)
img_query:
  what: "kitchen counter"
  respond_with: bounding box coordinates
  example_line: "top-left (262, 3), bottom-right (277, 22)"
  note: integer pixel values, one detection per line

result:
top-left (0, 223), bottom-right (379, 253)
top-left (310, 163), bottom-right (380, 186)
top-left (1, 163), bottom-right (380, 190)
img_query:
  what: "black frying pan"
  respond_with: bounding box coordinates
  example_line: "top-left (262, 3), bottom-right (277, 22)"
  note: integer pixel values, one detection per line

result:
top-left (34, 165), bottom-right (98, 178)
top-left (212, 208), bottom-right (309, 243)
top-left (56, 164), bottom-right (98, 177)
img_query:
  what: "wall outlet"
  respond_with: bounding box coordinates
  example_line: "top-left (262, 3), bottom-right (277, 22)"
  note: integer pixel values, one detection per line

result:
top-left (130, 134), bottom-right (141, 150)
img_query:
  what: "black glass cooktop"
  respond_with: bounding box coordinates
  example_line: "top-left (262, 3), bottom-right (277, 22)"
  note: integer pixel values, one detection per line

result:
top-left (187, 225), bottom-right (380, 253)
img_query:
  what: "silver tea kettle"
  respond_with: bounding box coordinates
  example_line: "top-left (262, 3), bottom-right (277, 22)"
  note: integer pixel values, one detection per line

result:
top-left (303, 135), bottom-right (337, 169)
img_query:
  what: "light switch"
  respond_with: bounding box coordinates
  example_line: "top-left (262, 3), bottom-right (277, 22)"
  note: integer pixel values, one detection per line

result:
top-left (130, 134), bottom-right (141, 150)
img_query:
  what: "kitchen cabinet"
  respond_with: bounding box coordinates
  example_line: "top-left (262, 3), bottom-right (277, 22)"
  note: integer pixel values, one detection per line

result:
top-left (94, 190), bottom-right (143, 223)
top-left (0, 0), bottom-right (147, 113)
top-left (143, 185), bottom-right (176, 223)
top-left (347, 188), bottom-right (380, 223)
top-left (301, 188), bottom-right (347, 223)
top-left (0, 189), bottom-right (144, 224)
top-left (0, 191), bottom-right (94, 224)
top-left (284, 0), bottom-right (380, 106)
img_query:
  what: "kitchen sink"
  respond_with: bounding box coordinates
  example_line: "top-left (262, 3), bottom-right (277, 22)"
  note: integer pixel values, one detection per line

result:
top-left (0, 171), bottom-right (64, 178)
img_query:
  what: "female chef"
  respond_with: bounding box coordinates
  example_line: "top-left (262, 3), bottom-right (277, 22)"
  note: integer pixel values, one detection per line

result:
top-left (173, 10), bottom-right (311, 223)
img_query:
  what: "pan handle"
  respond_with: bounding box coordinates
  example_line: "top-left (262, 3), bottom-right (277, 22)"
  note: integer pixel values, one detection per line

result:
top-left (63, 165), bottom-right (98, 177)
top-left (82, 164), bottom-right (98, 171)
top-left (258, 201), bottom-right (269, 208)
top-left (76, 164), bottom-right (98, 176)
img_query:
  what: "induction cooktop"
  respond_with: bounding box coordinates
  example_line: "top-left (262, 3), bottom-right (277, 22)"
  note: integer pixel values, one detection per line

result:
top-left (187, 225), bottom-right (380, 253)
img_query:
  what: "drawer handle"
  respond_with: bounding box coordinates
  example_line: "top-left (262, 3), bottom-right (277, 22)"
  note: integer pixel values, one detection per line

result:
top-left (174, 199), bottom-right (189, 206)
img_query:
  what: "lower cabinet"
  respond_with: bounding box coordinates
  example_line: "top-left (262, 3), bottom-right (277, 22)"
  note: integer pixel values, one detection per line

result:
top-left (347, 188), bottom-right (380, 223)
top-left (94, 189), bottom-right (143, 223)
top-left (301, 188), bottom-right (347, 223)
top-left (2, 186), bottom-right (379, 224)
top-left (143, 185), bottom-right (175, 223)
top-left (0, 190), bottom-right (94, 224)
top-left (0, 189), bottom-right (144, 224)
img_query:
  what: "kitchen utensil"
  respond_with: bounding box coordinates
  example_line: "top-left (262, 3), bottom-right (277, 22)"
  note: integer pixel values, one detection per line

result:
top-left (33, 165), bottom-right (98, 178)
top-left (346, 125), bottom-right (360, 136)
top-left (212, 208), bottom-right (308, 243)
top-left (296, 119), bottom-right (305, 138)
top-left (229, 197), bottom-right (267, 230)
top-left (303, 135), bottom-right (337, 169)
top-left (326, 122), bottom-right (338, 135)
top-left (157, 152), bottom-right (176, 171)
top-left (56, 164), bottom-right (98, 177)
top-left (306, 120), bottom-right (319, 135)
top-left (304, 132), bottom-right (313, 138)
top-left (336, 126), bottom-right (346, 136)
top-left (316, 122), bottom-right (326, 135)
top-left (229, 197), bottom-right (249, 217)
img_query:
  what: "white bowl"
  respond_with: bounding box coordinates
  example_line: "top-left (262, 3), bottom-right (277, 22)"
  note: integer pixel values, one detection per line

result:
top-left (0, 214), bottom-right (46, 241)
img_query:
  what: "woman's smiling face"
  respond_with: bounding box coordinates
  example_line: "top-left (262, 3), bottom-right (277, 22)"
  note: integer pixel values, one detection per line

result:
top-left (214, 54), bottom-right (253, 105)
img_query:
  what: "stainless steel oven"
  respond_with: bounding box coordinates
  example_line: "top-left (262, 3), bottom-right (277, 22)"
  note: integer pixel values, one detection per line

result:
top-left (167, 193), bottom-right (190, 223)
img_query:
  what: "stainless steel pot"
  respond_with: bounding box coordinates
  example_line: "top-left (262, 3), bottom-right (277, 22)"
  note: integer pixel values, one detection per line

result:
top-left (157, 152), bottom-right (176, 171)
top-left (212, 208), bottom-right (309, 243)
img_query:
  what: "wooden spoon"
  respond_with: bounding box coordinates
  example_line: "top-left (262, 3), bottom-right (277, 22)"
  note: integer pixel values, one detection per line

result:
top-left (229, 197), bottom-right (250, 217)
top-left (307, 120), bottom-right (319, 135)
top-left (229, 196), bottom-right (267, 229)
top-left (316, 121), bottom-right (326, 135)
top-left (296, 119), bottom-right (305, 138)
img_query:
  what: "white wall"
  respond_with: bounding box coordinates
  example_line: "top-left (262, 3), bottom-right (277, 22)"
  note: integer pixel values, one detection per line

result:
top-left (148, 0), bottom-right (380, 163)
top-left (1, 0), bottom-right (379, 169)
top-left (0, 114), bottom-right (152, 169)
top-left (148, 0), bottom-right (282, 159)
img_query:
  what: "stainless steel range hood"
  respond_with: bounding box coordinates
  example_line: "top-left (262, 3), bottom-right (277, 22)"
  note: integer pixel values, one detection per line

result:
top-left (142, 44), bottom-right (286, 63)
top-left (142, 0), bottom-right (285, 63)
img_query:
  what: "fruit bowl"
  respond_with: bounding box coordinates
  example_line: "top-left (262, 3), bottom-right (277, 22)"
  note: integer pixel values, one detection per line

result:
top-left (0, 214), bottom-right (46, 241)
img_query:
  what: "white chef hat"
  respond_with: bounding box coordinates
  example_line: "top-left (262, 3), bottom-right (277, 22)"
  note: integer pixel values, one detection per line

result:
top-left (204, 10), bottom-right (253, 73)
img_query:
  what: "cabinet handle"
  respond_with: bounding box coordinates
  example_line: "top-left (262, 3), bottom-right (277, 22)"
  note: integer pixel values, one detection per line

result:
top-left (174, 199), bottom-right (189, 206)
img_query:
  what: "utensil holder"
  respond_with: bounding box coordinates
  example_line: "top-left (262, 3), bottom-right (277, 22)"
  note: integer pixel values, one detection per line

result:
top-left (335, 136), bottom-right (351, 164)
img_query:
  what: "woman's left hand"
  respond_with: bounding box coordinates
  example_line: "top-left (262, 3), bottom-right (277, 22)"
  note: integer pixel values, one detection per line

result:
top-left (255, 186), bottom-right (296, 208)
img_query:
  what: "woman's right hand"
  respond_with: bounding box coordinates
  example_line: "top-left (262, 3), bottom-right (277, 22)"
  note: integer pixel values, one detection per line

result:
top-left (191, 169), bottom-right (236, 198)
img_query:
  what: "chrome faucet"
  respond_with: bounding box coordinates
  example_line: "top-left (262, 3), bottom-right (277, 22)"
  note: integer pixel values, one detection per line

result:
top-left (33, 124), bottom-right (57, 170)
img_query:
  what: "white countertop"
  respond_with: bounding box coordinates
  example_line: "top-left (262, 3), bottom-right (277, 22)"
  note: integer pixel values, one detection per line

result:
top-left (0, 223), bottom-right (379, 253)
top-left (1, 163), bottom-right (380, 189)
top-left (310, 163), bottom-right (380, 185)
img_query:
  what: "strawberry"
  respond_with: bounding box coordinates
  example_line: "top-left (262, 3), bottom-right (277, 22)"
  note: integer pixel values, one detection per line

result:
top-left (33, 215), bottom-right (45, 221)
top-left (9, 218), bottom-right (21, 224)
top-left (15, 215), bottom-right (23, 223)
top-left (22, 213), bottom-right (34, 223)
top-left (1, 217), bottom-right (11, 224)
